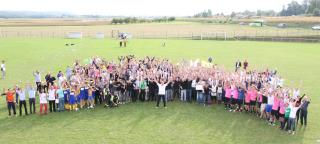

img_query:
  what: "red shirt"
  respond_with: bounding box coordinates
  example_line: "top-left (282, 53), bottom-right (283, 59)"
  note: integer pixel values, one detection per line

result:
top-left (6, 91), bottom-right (15, 102)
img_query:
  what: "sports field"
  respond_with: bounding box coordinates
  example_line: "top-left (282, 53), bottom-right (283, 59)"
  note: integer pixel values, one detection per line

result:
top-left (0, 38), bottom-right (319, 144)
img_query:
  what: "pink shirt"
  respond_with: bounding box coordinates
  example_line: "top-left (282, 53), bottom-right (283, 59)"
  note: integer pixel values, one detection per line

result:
top-left (250, 90), bottom-right (257, 101)
top-left (279, 100), bottom-right (285, 114)
top-left (233, 88), bottom-right (239, 99)
top-left (258, 93), bottom-right (262, 103)
top-left (245, 91), bottom-right (251, 103)
top-left (272, 97), bottom-right (279, 110)
top-left (225, 87), bottom-right (231, 98)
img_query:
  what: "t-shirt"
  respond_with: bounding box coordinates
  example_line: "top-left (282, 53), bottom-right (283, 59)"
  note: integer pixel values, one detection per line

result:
top-left (267, 95), bottom-right (274, 105)
top-left (250, 90), bottom-right (257, 101)
top-left (1, 63), bottom-right (5, 71)
top-left (6, 91), bottom-right (15, 102)
top-left (157, 83), bottom-right (168, 95)
top-left (279, 100), bottom-right (285, 114)
top-left (56, 89), bottom-right (64, 99)
top-left (40, 93), bottom-right (47, 104)
top-left (284, 107), bottom-right (291, 118)
top-left (48, 89), bottom-right (56, 100)
top-left (225, 88), bottom-right (231, 98)
top-left (289, 106), bottom-right (299, 118)
top-left (272, 97), bottom-right (279, 110)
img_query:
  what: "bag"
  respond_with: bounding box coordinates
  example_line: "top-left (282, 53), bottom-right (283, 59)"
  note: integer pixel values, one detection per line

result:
top-left (55, 99), bottom-right (59, 104)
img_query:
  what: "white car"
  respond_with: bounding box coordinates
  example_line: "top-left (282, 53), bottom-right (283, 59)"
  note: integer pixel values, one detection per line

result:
top-left (312, 25), bottom-right (320, 30)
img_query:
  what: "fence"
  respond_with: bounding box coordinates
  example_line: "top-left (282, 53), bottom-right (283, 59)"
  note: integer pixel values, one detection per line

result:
top-left (0, 29), bottom-right (319, 42)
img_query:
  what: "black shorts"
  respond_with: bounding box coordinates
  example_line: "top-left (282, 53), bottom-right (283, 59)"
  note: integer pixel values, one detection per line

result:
top-left (278, 113), bottom-right (284, 118)
top-left (232, 98), bottom-right (237, 105)
top-left (225, 97), bottom-right (230, 103)
top-left (271, 109), bottom-right (278, 116)
top-left (250, 100), bottom-right (256, 106)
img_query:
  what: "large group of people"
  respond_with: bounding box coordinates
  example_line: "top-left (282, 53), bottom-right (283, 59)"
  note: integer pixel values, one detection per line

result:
top-left (1, 55), bottom-right (310, 135)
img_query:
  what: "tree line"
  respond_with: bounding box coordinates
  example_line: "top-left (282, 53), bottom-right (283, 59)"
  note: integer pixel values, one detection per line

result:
top-left (111, 17), bottom-right (175, 24)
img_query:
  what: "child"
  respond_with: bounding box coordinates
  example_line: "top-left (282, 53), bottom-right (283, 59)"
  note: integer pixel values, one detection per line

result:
top-left (288, 100), bottom-right (302, 135)
top-left (39, 90), bottom-right (48, 115)
top-left (87, 86), bottom-right (94, 109)
top-left (69, 89), bottom-right (77, 111)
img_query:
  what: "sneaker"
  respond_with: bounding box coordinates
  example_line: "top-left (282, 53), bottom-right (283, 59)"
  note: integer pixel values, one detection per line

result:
top-left (292, 131), bottom-right (295, 135)
top-left (155, 107), bottom-right (159, 108)
top-left (164, 107), bottom-right (167, 109)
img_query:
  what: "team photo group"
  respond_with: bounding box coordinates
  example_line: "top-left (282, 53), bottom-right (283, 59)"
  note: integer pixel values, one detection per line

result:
top-left (2, 55), bottom-right (310, 135)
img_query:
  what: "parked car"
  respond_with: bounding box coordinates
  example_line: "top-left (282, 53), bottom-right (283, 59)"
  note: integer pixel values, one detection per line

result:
top-left (312, 25), bottom-right (320, 30)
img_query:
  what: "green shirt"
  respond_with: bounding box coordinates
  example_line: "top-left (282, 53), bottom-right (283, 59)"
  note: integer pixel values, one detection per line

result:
top-left (139, 80), bottom-right (146, 90)
top-left (56, 89), bottom-right (64, 99)
top-left (284, 107), bottom-right (291, 118)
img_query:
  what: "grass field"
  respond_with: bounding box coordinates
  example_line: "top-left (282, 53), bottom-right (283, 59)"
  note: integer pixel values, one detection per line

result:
top-left (0, 38), bottom-right (319, 144)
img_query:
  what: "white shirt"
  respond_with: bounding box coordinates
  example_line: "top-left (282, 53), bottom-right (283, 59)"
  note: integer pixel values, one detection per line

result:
top-left (289, 106), bottom-right (299, 118)
top-left (48, 89), bottom-right (56, 100)
top-left (18, 90), bottom-right (26, 101)
top-left (40, 93), bottom-right (47, 104)
top-left (28, 89), bottom-right (36, 99)
top-left (157, 83), bottom-right (168, 95)
top-left (267, 95), bottom-right (274, 105)
top-left (1, 63), bottom-right (5, 71)
top-left (33, 73), bottom-right (41, 83)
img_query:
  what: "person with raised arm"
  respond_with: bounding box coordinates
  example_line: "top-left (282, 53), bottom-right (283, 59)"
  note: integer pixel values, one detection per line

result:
top-left (2, 87), bottom-right (17, 117)
top-left (155, 77), bottom-right (171, 108)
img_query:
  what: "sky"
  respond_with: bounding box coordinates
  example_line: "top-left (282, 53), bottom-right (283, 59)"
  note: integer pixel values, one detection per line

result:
top-left (0, 0), bottom-right (303, 16)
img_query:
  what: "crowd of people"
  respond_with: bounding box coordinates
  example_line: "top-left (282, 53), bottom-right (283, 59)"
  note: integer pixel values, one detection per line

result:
top-left (1, 55), bottom-right (310, 135)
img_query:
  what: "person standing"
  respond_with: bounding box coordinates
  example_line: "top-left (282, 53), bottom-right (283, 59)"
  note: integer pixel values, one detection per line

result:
top-left (243, 60), bottom-right (248, 70)
top-left (300, 96), bottom-right (310, 126)
top-left (1, 60), bottom-right (6, 79)
top-left (235, 60), bottom-right (241, 72)
top-left (17, 86), bottom-right (28, 116)
top-left (39, 90), bottom-right (48, 115)
top-left (56, 87), bottom-right (65, 112)
top-left (155, 79), bottom-right (170, 108)
top-left (2, 88), bottom-right (17, 117)
top-left (33, 71), bottom-right (41, 92)
top-left (27, 84), bottom-right (36, 114)
top-left (139, 78), bottom-right (147, 102)
top-left (48, 86), bottom-right (56, 112)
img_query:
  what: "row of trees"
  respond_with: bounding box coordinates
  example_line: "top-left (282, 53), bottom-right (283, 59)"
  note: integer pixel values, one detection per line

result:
top-left (280, 0), bottom-right (320, 16)
top-left (111, 17), bottom-right (175, 24)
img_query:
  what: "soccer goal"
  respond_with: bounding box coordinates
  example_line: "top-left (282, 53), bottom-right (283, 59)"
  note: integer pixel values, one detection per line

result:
top-left (192, 32), bottom-right (227, 40)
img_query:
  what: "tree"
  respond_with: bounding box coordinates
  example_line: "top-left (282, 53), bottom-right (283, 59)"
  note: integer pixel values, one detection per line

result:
top-left (314, 8), bottom-right (320, 16)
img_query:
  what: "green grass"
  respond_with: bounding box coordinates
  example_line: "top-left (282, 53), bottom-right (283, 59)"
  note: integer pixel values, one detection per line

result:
top-left (0, 38), bottom-right (319, 144)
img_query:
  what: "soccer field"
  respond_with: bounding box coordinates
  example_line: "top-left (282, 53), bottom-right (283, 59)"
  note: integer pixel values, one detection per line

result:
top-left (0, 38), bottom-right (319, 144)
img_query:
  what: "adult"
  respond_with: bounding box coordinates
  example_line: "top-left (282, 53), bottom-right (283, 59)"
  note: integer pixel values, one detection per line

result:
top-left (155, 79), bottom-right (170, 108)
top-left (48, 86), bottom-right (56, 112)
top-left (27, 84), bottom-right (36, 114)
top-left (39, 89), bottom-right (48, 115)
top-left (17, 86), bottom-right (28, 116)
top-left (235, 60), bottom-right (241, 72)
top-left (243, 60), bottom-right (248, 70)
top-left (1, 60), bottom-right (6, 79)
top-left (2, 88), bottom-right (17, 116)
top-left (33, 71), bottom-right (41, 92)
top-left (300, 96), bottom-right (310, 126)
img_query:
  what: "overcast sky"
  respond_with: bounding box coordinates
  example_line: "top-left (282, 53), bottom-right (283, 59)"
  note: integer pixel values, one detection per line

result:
top-left (0, 0), bottom-right (303, 16)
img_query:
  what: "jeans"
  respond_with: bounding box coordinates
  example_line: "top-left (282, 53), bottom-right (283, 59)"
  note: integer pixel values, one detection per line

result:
top-left (156, 95), bottom-right (166, 107)
top-left (197, 91), bottom-right (204, 104)
top-left (180, 89), bottom-right (186, 101)
top-left (165, 89), bottom-right (173, 101)
top-left (139, 89), bottom-right (146, 102)
top-left (300, 110), bottom-right (308, 125)
top-left (58, 98), bottom-right (64, 111)
top-left (7, 102), bottom-right (16, 116)
top-left (19, 100), bottom-right (28, 116)
top-left (29, 98), bottom-right (36, 114)
top-left (186, 89), bottom-right (192, 102)
top-left (288, 118), bottom-right (296, 131)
